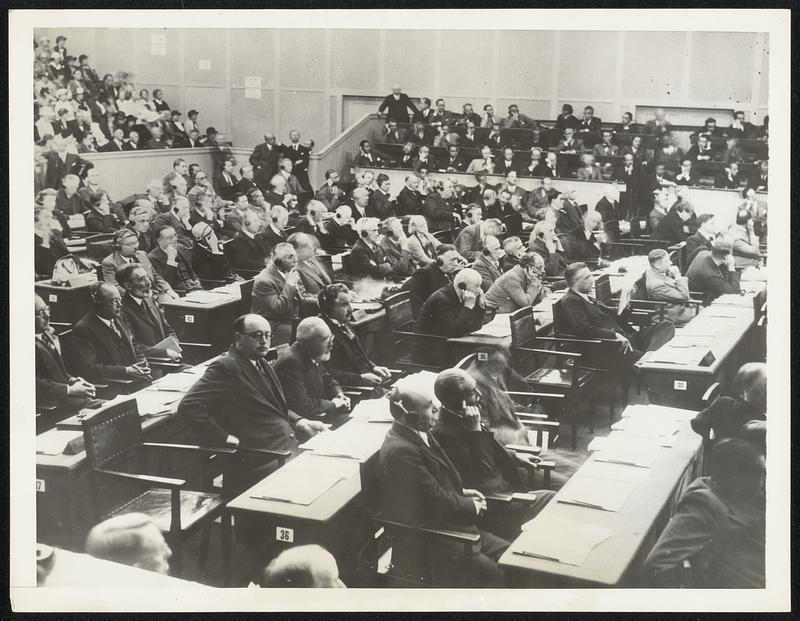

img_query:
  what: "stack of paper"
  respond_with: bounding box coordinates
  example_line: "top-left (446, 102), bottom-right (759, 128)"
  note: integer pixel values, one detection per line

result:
top-left (350, 398), bottom-right (392, 422)
top-left (557, 475), bottom-right (636, 512)
top-left (182, 290), bottom-right (231, 304)
top-left (133, 390), bottom-right (181, 417)
top-left (299, 422), bottom-right (392, 461)
top-left (644, 345), bottom-right (707, 366)
top-left (578, 459), bottom-right (651, 484)
top-left (249, 467), bottom-right (343, 505)
top-left (151, 371), bottom-right (202, 392)
top-left (36, 430), bottom-right (82, 456)
top-left (621, 404), bottom-right (697, 422)
top-left (471, 313), bottom-right (512, 338)
top-left (611, 417), bottom-right (681, 438)
top-left (514, 515), bottom-right (613, 566)
top-left (592, 440), bottom-right (660, 467)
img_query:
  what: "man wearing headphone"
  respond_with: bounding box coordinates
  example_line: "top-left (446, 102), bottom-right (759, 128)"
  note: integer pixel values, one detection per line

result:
top-left (350, 217), bottom-right (393, 279)
top-left (485, 252), bottom-right (551, 313)
top-left (223, 208), bottom-right (272, 272)
top-left (251, 242), bottom-right (302, 345)
top-left (379, 217), bottom-right (414, 280)
top-left (455, 217), bottom-right (502, 261)
top-left (470, 235), bottom-right (505, 292)
top-left (326, 205), bottom-right (357, 248)
top-left (414, 268), bottom-right (486, 366)
top-left (400, 243), bottom-right (465, 317)
top-left (154, 194), bottom-right (194, 249)
top-left (101, 228), bottom-right (178, 303)
top-left (376, 373), bottom-right (509, 587)
top-left (190, 222), bottom-right (239, 283)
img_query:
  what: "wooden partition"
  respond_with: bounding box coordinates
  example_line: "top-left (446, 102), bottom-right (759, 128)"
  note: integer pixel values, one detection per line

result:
top-left (355, 166), bottom-right (765, 230)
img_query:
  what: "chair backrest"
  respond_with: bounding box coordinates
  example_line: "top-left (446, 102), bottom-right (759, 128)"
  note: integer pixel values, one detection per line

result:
top-left (81, 398), bottom-right (143, 469)
top-left (509, 306), bottom-right (537, 349)
top-left (633, 273), bottom-right (649, 301)
top-left (384, 291), bottom-right (414, 330)
top-left (239, 279), bottom-right (254, 314)
top-left (594, 274), bottom-right (612, 305)
top-left (340, 251), bottom-right (353, 275)
top-left (454, 352), bottom-right (478, 371)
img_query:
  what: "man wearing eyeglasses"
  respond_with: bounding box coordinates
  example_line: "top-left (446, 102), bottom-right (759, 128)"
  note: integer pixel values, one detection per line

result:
top-left (178, 313), bottom-right (327, 494)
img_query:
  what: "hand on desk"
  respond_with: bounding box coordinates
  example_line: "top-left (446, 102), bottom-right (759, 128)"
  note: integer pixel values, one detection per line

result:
top-left (360, 372), bottom-right (383, 386)
top-left (297, 419), bottom-right (330, 437)
top-left (374, 366), bottom-right (392, 380)
top-left (615, 332), bottom-right (633, 354)
top-left (67, 377), bottom-right (96, 398)
top-left (463, 488), bottom-right (487, 515)
top-left (166, 349), bottom-right (182, 362)
top-left (125, 361), bottom-right (152, 380)
top-left (333, 394), bottom-right (351, 410)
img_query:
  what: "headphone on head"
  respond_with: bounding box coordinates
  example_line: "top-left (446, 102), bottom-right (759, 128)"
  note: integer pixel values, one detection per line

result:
top-left (480, 236), bottom-right (491, 256)
top-left (360, 229), bottom-right (370, 238)
top-left (388, 387), bottom-right (414, 417)
top-left (458, 282), bottom-right (468, 290)
top-left (112, 229), bottom-right (134, 250)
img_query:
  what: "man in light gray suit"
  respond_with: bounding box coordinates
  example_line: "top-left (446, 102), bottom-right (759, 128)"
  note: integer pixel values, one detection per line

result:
top-left (251, 243), bottom-right (302, 345)
top-left (454, 218), bottom-right (502, 262)
top-left (644, 248), bottom-right (696, 326)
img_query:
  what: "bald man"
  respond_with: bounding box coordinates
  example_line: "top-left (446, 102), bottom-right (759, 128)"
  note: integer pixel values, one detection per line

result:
top-left (275, 317), bottom-right (350, 424)
top-left (415, 268), bottom-right (486, 366)
top-left (262, 544), bottom-right (346, 588)
top-left (178, 313), bottom-right (327, 493)
top-left (85, 513), bottom-right (172, 576)
top-left (564, 210), bottom-right (607, 264)
top-left (70, 282), bottom-right (152, 384)
top-left (470, 235), bottom-right (505, 292)
top-left (378, 84), bottom-right (418, 125)
top-left (376, 374), bottom-right (509, 587)
top-left (691, 362), bottom-right (766, 442)
top-left (484, 253), bottom-right (550, 313)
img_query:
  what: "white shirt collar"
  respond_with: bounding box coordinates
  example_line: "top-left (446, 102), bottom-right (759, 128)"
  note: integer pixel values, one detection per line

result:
top-left (242, 228), bottom-right (255, 239)
top-left (96, 315), bottom-right (116, 329)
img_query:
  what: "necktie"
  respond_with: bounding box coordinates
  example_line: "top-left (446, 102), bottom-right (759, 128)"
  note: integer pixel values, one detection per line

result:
top-left (41, 331), bottom-right (58, 354)
top-left (109, 319), bottom-right (123, 340)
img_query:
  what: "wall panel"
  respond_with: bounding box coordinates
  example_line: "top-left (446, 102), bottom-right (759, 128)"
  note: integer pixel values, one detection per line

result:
top-left (558, 31), bottom-right (617, 100)
top-left (133, 29), bottom-right (182, 85)
top-left (758, 40), bottom-right (769, 106)
top-left (231, 89), bottom-right (275, 150)
top-left (496, 98), bottom-right (552, 120)
top-left (496, 31), bottom-right (554, 97)
top-left (688, 32), bottom-right (755, 104)
top-left (621, 32), bottom-right (685, 101)
top-left (439, 31), bottom-right (494, 96)
top-left (383, 30), bottom-right (436, 95)
top-left (331, 29), bottom-right (380, 91)
top-left (93, 29), bottom-right (138, 78)
top-left (279, 90), bottom-right (326, 144)
top-left (230, 28), bottom-right (275, 88)
top-left (183, 86), bottom-right (229, 135)
top-left (182, 29), bottom-right (228, 87)
top-left (278, 29), bottom-right (325, 89)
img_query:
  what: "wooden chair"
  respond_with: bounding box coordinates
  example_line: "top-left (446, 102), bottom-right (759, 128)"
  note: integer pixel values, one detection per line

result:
top-left (595, 273), bottom-right (667, 327)
top-left (80, 399), bottom-right (231, 580)
top-left (508, 307), bottom-right (598, 450)
top-left (85, 233), bottom-right (115, 260)
top-left (382, 291), bottom-right (449, 372)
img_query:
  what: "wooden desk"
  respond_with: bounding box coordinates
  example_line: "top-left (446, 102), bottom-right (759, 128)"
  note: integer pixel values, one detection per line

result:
top-left (637, 290), bottom-right (763, 409)
top-left (35, 279), bottom-right (96, 329)
top-left (35, 359), bottom-right (217, 550)
top-left (161, 286), bottom-right (245, 365)
top-left (499, 409), bottom-right (703, 587)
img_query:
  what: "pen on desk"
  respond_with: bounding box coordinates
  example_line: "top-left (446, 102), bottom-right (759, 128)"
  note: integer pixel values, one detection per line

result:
top-left (512, 550), bottom-right (561, 562)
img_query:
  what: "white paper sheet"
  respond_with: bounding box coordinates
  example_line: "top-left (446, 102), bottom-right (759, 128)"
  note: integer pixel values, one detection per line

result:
top-left (350, 398), bottom-right (392, 422)
top-left (515, 515), bottom-right (613, 566)
top-left (621, 404), bottom-right (698, 422)
top-left (36, 430), bottom-right (82, 456)
top-left (152, 334), bottom-right (182, 353)
top-left (249, 468), bottom-right (343, 505)
top-left (557, 475), bottom-right (636, 512)
top-left (578, 459), bottom-right (651, 484)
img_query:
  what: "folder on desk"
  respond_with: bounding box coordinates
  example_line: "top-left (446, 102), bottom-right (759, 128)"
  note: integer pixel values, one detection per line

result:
top-left (471, 313), bottom-right (512, 338)
top-left (249, 468), bottom-right (343, 505)
top-left (515, 515), bottom-right (612, 566)
top-left (557, 475), bottom-right (635, 512)
top-left (579, 459), bottom-right (651, 484)
top-left (621, 404), bottom-right (697, 422)
top-left (645, 345), bottom-right (708, 366)
top-left (151, 371), bottom-right (200, 392)
top-left (593, 442), bottom-right (659, 468)
top-left (152, 335), bottom-right (182, 353)
top-left (350, 397), bottom-right (392, 422)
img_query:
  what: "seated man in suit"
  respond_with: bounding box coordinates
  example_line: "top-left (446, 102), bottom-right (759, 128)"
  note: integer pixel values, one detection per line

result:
top-left (178, 314), bottom-right (327, 494)
top-left (682, 213), bottom-right (717, 271)
top-left (691, 362), bottom-right (766, 442)
top-left (350, 217), bottom-right (393, 279)
top-left (415, 268), bottom-right (486, 366)
top-left (748, 159), bottom-right (768, 192)
top-left (593, 130), bottom-right (619, 157)
top-left (675, 159), bottom-right (698, 186)
top-left (455, 218), bottom-right (502, 262)
top-left (524, 177), bottom-right (558, 220)
top-left (317, 283), bottom-right (392, 389)
top-left (594, 185), bottom-right (624, 242)
top-left (376, 373), bottom-right (510, 587)
top-left (148, 225), bottom-right (203, 291)
top-left (326, 205), bottom-right (358, 249)
top-left (85, 513), bottom-right (173, 577)
top-left (396, 174), bottom-right (424, 217)
top-left (564, 211), bottom-right (607, 264)
top-left (644, 248), bottom-right (696, 326)
top-left (293, 200), bottom-right (329, 245)
top-left (554, 188), bottom-right (583, 236)
top-left (223, 208), bottom-right (273, 272)
top-left (353, 140), bottom-right (385, 168)
top-left (442, 144), bottom-right (467, 173)
top-left (212, 159), bottom-right (239, 202)
top-left (466, 145), bottom-right (495, 175)
top-left (102, 229), bottom-right (177, 304)
top-left (288, 232), bottom-right (333, 299)
top-left (35, 293), bottom-right (97, 412)
top-left (715, 161), bottom-right (745, 190)
top-left (116, 263), bottom-right (183, 363)
top-left (471, 235), bottom-right (505, 292)
top-left (529, 220), bottom-right (569, 279)
top-left (556, 262), bottom-right (674, 367)
top-left (685, 133), bottom-right (716, 163)
top-left (400, 244), bottom-right (465, 317)
top-left (555, 127), bottom-right (584, 154)
top-left (367, 174), bottom-right (396, 220)
top-left (485, 253), bottom-right (550, 313)
top-left (576, 154), bottom-right (602, 181)
top-left (686, 238), bottom-right (741, 302)
top-left (252, 243), bottom-right (302, 345)
top-left (275, 317), bottom-right (350, 425)
top-left (70, 282), bottom-right (153, 384)
top-left (577, 105), bottom-right (602, 133)
top-left (643, 439), bottom-right (765, 588)
top-left (190, 222), bottom-right (238, 283)
top-left (431, 368), bottom-right (554, 540)
top-left (314, 168), bottom-right (343, 212)
top-left (379, 217), bottom-right (415, 279)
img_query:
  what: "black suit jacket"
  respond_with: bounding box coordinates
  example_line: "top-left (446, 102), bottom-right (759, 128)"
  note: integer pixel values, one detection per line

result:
top-left (275, 343), bottom-right (342, 420)
top-left (555, 289), bottom-right (632, 340)
top-left (350, 238), bottom-right (392, 279)
top-left (400, 263), bottom-right (450, 317)
top-left (148, 245), bottom-right (199, 290)
top-left (494, 158), bottom-right (519, 175)
top-left (595, 197), bottom-right (622, 242)
top-left (565, 226), bottom-right (603, 262)
top-left (35, 334), bottom-right (71, 403)
top-left (377, 422), bottom-right (479, 534)
top-left (415, 284), bottom-right (485, 364)
top-left (379, 93), bottom-right (418, 124)
top-left (102, 139), bottom-right (126, 152)
top-left (44, 151), bottom-right (93, 189)
top-left (423, 193), bottom-right (453, 232)
top-left (178, 347), bottom-right (301, 449)
top-left (70, 312), bottom-right (146, 381)
top-left (121, 294), bottom-right (176, 358)
top-left (532, 162), bottom-right (557, 178)
top-left (577, 117), bottom-right (602, 132)
top-left (556, 199), bottom-right (584, 235)
top-left (249, 142), bottom-right (281, 184)
top-left (396, 186), bottom-right (423, 217)
top-left (354, 152), bottom-right (385, 168)
top-left (683, 233), bottom-right (714, 270)
top-left (192, 243), bottom-right (235, 281)
top-left (213, 172), bottom-right (239, 201)
top-left (223, 231), bottom-right (272, 271)
top-left (652, 208), bottom-right (689, 244)
top-left (431, 409), bottom-right (521, 494)
top-left (320, 315), bottom-right (376, 385)
top-left (326, 220), bottom-right (357, 248)
top-left (367, 190), bottom-right (396, 220)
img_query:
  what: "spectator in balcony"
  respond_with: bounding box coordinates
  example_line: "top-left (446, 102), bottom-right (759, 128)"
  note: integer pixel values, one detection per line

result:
top-left (412, 144), bottom-right (437, 174)
top-left (576, 154), bottom-right (602, 181)
top-left (501, 104), bottom-right (538, 130)
top-left (408, 121), bottom-right (430, 146)
top-left (486, 122), bottom-right (505, 150)
top-left (686, 133), bottom-right (715, 163)
top-left (77, 54), bottom-right (100, 85)
top-left (432, 123), bottom-right (458, 149)
top-left (674, 158), bottom-right (698, 186)
top-left (441, 144), bottom-right (467, 173)
top-left (412, 97), bottom-right (433, 125)
top-left (250, 133), bottom-right (281, 189)
top-left (466, 145), bottom-right (495, 175)
top-left (212, 159), bottom-right (239, 202)
top-left (645, 108), bottom-right (672, 136)
top-left (378, 84), bottom-right (418, 126)
top-left (715, 161), bottom-right (745, 190)
top-left (577, 105), bottom-right (602, 133)
top-left (384, 119), bottom-right (406, 144)
top-left (720, 136), bottom-right (745, 164)
top-left (396, 141), bottom-right (415, 169)
top-left (183, 108), bottom-right (200, 135)
top-left (593, 129), bottom-right (619, 157)
top-left (423, 178), bottom-right (459, 233)
top-left (354, 139), bottom-right (385, 168)
top-left (748, 159), bottom-right (768, 192)
top-left (556, 127), bottom-right (584, 155)
top-left (429, 98), bottom-right (454, 127)
top-left (615, 111), bottom-right (637, 134)
top-left (494, 147), bottom-right (517, 176)
top-left (554, 103), bottom-right (579, 132)
top-left (698, 117), bottom-right (724, 139)
top-left (144, 125), bottom-right (168, 150)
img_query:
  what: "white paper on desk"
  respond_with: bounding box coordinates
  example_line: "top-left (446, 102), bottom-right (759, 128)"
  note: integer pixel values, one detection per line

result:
top-left (134, 390), bottom-right (181, 416)
top-left (471, 313), bottom-right (512, 338)
top-left (36, 430), bottom-right (82, 455)
top-left (621, 404), bottom-right (697, 422)
top-left (249, 468), bottom-right (343, 505)
top-left (350, 398), bottom-right (392, 422)
top-left (516, 515), bottom-right (612, 566)
top-left (616, 282), bottom-right (633, 315)
top-left (299, 423), bottom-right (391, 461)
top-left (645, 345), bottom-right (707, 366)
top-left (182, 290), bottom-right (230, 304)
top-left (151, 371), bottom-right (200, 391)
top-left (593, 440), bottom-right (660, 467)
top-left (557, 475), bottom-right (636, 512)
top-left (579, 459), bottom-right (651, 484)
top-left (703, 299), bottom-right (746, 313)
top-left (611, 418), bottom-right (681, 438)
top-left (210, 283), bottom-right (241, 296)
top-left (152, 334), bottom-right (182, 353)
top-left (741, 266), bottom-right (767, 282)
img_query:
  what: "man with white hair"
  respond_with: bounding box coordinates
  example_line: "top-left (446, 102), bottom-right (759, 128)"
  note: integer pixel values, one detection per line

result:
top-left (455, 217), bottom-right (502, 261)
top-left (378, 84), bottom-right (418, 125)
top-left (644, 248), bottom-right (695, 326)
top-left (327, 205), bottom-right (357, 248)
top-left (289, 231), bottom-right (333, 296)
top-left (223, 208), bottom-right (273, 271)
top-left (293, 200), bottom-right (329, 241)
top-left (44, 134), bottom-right (93, 189)
top-left (263, 204), bottom-right (290, 248)
top-left (595, 185), bottom-right (624, 242)
top-left (262, 544), bottom-right (346, 588)
top-left (275, 316), bottom-right (350, 424)
top-left (564, 210), bottom-right (607, 264)
top-left (350, 186), bottom-right (370, 221)
top-left (576, 154), bottom-right (602, 181)
top-left (85, 513), bottom-right (172, 576)
top-left (415, 268), bottom-right (486, 365)
top-left (350, 217), bottom-right (392, 279)
top-left (252, 242), bottom-right (302, 345)
top-left (471, 235), bottom-right (505, 292)
top-left (376, 372), bottom-right (509, 587)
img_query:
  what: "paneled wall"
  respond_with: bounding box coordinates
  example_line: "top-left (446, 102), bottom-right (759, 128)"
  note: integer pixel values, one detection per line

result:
top-left (36, 28), bottom-right (769, 151)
